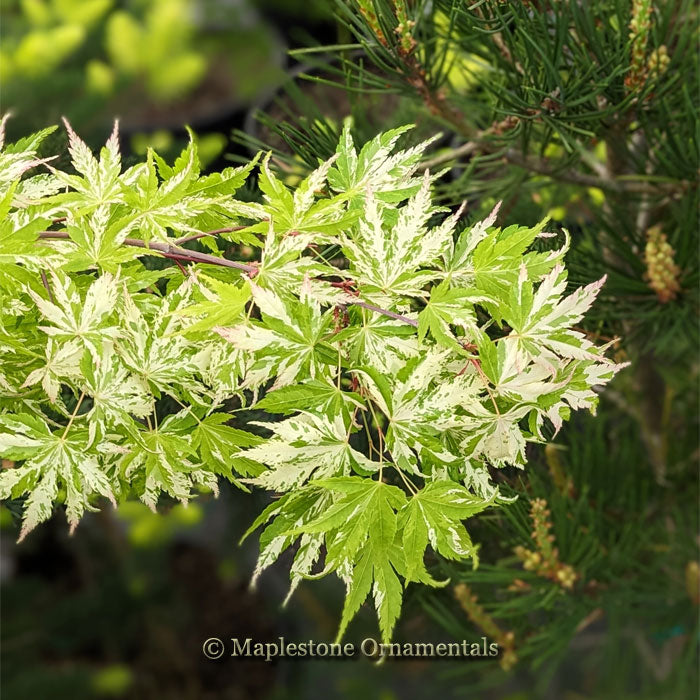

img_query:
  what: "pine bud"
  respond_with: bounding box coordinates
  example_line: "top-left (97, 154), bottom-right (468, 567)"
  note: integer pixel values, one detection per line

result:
top-left (647, 45), bottom-right (670, 75)
top-left (643, 225), bottom-right (681, 303)
top-left (625, 0), bottom-right (654, 93)
top-left (556, 565), bottom-right (578, 590)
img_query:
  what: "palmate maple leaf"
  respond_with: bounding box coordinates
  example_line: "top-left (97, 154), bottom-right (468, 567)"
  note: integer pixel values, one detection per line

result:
top-left (48, 119), bottom-right (123, 210)
top-left (21, 338), bottom-right (82, 402)
top-left (243, 412), bottom-right (376, 491)
top-left (26, 271), bottom-right (120, 363)
top-left (0, 114), bottom-right (58, 199)
top-left (0, 414), bottom-right (116, 541)
top-left (214, 280), bottom-right (337, 390)
top-left (329, 120), bottom-right (441, 203)
top-left (352, 351), bottom-right (482, 474)
top-left (501, 263), bottom-right (610, 370)
top-left (333, 308), bottom-right (420, 374)
top-left (249, 152), bottom-right (354, 238)
top-left (341, 173), bottom-right (461, 302)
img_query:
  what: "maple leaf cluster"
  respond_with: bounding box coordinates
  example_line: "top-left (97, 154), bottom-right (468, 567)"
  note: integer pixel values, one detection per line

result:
top-left (0, 116), bottom-right (626, 642)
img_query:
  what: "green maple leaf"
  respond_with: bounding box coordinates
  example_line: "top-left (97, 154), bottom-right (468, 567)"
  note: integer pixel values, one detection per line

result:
top-left (215, 281), bottom-right (336, 390)
top-left (291, 477), bottom-right (406, 562)
top-left (185, 157), bottom-right (263, 241)
top-left (110, 136), bottom-right (258, 244)
top-left (470, 221), bottom-right (569, 320)
top-left (0, 115), bottom-right (57, 198)
top-left (249, 224), bottom-right (326, 297)
top-left (116, 285), bottom-right (205, 400)
top-left (21, 338), bottom-right (82, 402)
top-left (59, 205), bottom-right (142, 272)
top-left (417, 281), bottom-right (489, 351)
top-left (190, 412), bottom-right (264, 484)
top-left (177, 273), bottom-right (251, 335)
top-left (253, 377), bottom-right (365, 418)
top-left (329, 119), bottom-right (440, 203)
top-left (0, 182), bottom-right (53, 270)
top-left (399, 481), bottom-right (491, 581)
top-left (501, 264), bottom-right (610, 370)
top-left (289, 477), bottom-right (407, 643)
top-left (243, 486), bottom-right (333, 589)
top-left (249, 152), bottom-right (354, 238)
top-left (48, 119), bottom-right (123, 211)
top-left (342, 175), bottom-right (459, 299)
top-left (79, 350), bottom-right (154, 445)
top-left (335, 540), bottom-right (404, 645)
top-left (120, 414), bottom-right (219, 511)
top-left (459, 402), bottom-right (534, 467)
top-left (118, 140), bottom-right (202, 242)
top-left (442, 205), bottom-right (569, 299)
top-left (333, 306), bottom-right (420, 375)
top-left (354, 354), bottom-right (480, 474)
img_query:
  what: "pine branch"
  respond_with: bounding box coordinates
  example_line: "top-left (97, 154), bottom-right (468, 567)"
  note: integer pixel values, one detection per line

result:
top-left (340, 0), bottom-right (696, 198)
top-left (422, 138), bottom-right (691, 194)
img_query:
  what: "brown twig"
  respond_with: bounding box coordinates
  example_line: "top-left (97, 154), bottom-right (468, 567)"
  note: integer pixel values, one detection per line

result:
top-left (40, 270), bottom-right (55, 304)
top-left (421, 141), bottom-right (479, 171)
top-left (38, 231), bottom-right (259, 276)
top-left (500, 149), bottom-right (686, 195)
top-left (350, 300), bottom-right (418, 327)
top-left (173, 259), bottom-right (189, 277)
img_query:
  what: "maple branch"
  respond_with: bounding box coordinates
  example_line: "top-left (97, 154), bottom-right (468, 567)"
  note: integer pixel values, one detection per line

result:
top-left (173, 259), bottom-right (190, 277)
top-left (37, 231), bottom-right (259, 276)
top-left (39, 270), bottom-right (54, 304)
top-left (37, 232), bottom-right (421, 329)
top-left (61, 391), bottom-right (86, 439)
top-left (37, 231), bottom-right (427, 329)
top-left (350, 300), bottom-right (418, 327)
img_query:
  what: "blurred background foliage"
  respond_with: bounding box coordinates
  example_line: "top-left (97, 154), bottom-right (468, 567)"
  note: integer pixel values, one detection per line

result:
top-left (1, 1), bottom-right (698, 699)
top-left (1, 0), bottom-right (290, 163)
